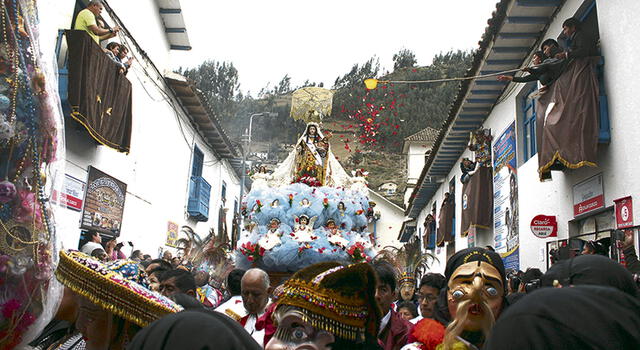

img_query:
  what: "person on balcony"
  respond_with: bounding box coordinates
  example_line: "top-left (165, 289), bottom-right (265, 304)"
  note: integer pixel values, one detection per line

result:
top-left (554, 17), bottom-right (598, 60)
top-left (105, 42), bottom-right (126, 74)
top-left (117, 44), bottom-right (134, 73)
top-left (74, 0), bottom-right (120, 44)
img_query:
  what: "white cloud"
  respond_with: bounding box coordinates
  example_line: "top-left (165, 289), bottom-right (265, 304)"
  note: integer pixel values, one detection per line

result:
top-left (171, 0), bottom-right (497, 94)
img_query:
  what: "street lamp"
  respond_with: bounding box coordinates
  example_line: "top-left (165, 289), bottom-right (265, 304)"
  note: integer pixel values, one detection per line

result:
top-left (236, 112), bottom-right (278, 239)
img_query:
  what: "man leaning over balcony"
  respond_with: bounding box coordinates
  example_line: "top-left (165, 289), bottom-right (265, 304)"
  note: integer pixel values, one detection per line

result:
top-left (74, 0), bottom-right (120, 44)
top-left (554, 17), bottom-right (598, 60)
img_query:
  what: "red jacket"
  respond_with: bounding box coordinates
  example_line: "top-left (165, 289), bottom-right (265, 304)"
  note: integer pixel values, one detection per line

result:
top-left (379, 310), bottom-right (413, 350)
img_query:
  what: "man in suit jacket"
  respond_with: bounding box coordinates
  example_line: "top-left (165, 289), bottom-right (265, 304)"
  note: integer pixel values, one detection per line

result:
top-left (556, 17), bottom-right (598, 60)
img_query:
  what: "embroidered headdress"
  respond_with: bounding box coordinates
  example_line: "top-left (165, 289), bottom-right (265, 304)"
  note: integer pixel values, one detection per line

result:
top-left (55, 250), bottom-right (182, 327)
top-left (275, 262), bottom-right (381, 342)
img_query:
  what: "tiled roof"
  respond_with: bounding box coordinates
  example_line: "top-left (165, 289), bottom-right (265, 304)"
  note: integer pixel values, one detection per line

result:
top-left (404, 127), bottom-right (439, 143)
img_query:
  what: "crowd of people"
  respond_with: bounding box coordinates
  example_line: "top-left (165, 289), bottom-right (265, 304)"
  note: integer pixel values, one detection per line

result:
top-left (74, 0), bottom-right (132, 74)
top-left (25, 224), bottom-right (639, 350)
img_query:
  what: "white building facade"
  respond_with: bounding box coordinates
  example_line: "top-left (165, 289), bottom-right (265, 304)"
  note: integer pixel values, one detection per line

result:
top-left (404, 0), bottom-right (640, 273)
top-left (39, 0), bottom-right (244, 256)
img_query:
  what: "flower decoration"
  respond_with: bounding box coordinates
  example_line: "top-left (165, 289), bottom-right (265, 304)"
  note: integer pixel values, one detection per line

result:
top-left (255, 200), bottom-right (263, 213)
top-left (297, 243), bottom-right (312, 256)
top-left (323, 198), bottom-right (329, 208)
top-left (346, 242), bottom-right (369, 263)
top-left (288, 193), bottom-right (294, 206)
top-left (293, 176), bottom-right (321, 187)
top-left (239, 242), bottom-right (265, 263)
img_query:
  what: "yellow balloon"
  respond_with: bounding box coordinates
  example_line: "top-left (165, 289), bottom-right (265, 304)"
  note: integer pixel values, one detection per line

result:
top-left (364, 78), bottom-right (378, 90)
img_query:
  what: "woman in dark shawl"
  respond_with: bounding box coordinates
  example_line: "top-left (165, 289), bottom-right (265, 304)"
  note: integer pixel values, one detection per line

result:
top-left (128, 310), bottom-right (262, 350)
top-left (485, 285), bottom-right (640, 349)
top-left (541, 254), bottom-right (639, 297)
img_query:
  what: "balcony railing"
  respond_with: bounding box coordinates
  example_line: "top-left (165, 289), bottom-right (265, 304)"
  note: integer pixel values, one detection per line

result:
top-left (187, 176), bottom-right (212, 222)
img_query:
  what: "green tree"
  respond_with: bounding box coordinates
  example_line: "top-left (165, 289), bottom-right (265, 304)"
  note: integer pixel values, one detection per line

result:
top-left (392, 48), bottom-right (417, 70)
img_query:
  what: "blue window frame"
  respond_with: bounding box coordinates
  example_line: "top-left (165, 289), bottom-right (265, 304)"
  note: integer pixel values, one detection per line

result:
top-left (191, 146), bottom-right (204, 177)
top-left (187, 145), bottom-right (210, 221)
top-left (522, 85), bottom-right (537, 161)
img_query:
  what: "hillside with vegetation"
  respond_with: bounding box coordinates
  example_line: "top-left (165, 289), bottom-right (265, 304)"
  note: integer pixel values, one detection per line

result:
top-left (180, 49), bottom-right (472, 207)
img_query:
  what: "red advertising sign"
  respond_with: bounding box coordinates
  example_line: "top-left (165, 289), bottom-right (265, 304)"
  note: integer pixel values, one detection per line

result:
top-left (52, 174), bottom-right (86, 211)
top-left (615, 196), bottom-right (633, 228)
top-left (530, 215), bottom-right (558, 238)
top-left (573, 174), bottom-right (604, 217)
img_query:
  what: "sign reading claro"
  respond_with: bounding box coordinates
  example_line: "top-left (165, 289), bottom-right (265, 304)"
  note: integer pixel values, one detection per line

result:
top-left (530, 215), bottom-right (558, 238)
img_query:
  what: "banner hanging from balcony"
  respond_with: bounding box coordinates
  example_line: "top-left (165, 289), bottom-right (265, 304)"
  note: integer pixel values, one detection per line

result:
top-left (536, 57), bottom-right (600, 181)
top-left (66, 30), bottom-right (132, 153)
top-left (493, 123), bottom-right (519, 270)
top-left (436, 193), bottom-right (454, 246)
top-left (80, 166), bottom-right (127, 236)
top-left (461, 127), bottom-right (493, 237)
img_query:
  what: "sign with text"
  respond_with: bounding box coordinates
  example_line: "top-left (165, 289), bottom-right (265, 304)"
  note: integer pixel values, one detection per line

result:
top-left (493, 123), bottom-right (519, 270)
top-left (615, 196), bottom-right (633, 229)
top-left (530, 215), bottom-right (558, 238)
top-left (52, 174), bottom-right (86, 211)
top-left (573, 174), bottom-right (604, 217)
top-left (80, 166), bottom-right (127, 236)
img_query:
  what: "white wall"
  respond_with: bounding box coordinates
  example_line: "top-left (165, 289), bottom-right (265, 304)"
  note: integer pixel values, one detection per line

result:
top-left (47, 0), bottom-right (241, 257)
top-left (407, 143), bottom-right (429, 183)
top-left (411, 0), bottom-right (640, 272)
top-left (368, 191), bottom-right (405, 249)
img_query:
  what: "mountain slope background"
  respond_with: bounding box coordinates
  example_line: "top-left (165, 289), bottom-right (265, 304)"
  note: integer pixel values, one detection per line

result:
top-left (180, 49), bottom-right (473, 207)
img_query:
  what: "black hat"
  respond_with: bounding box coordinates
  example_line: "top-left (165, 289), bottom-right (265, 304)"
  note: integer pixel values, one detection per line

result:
top-left (444, 247), bottom-right (506, 290)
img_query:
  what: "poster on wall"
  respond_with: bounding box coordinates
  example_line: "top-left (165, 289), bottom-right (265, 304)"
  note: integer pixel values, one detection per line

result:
top-left (492, 123), bottom-right (520, 270)
top-left (80, 166), bottom-right (127, 236)
top-left (166, 221), bottom-right (179, 248)
top-left (52, 174), bottom-right (86, 211)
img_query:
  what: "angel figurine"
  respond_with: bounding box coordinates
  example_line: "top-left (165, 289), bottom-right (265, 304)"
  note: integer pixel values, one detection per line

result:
top-left (258, 218), bottom-right (283, 251)
top-left (250, 165), bottom-right (272, 190)
top-left (325, 219), bottom-right (349, 248)
top-left (292, 214), bottom-right (317, 243)
top-left (337, 201), bottom-right (346, 217)
top-left (349, 169), bottom-right (369, 194)
top-left (300, 198), bottom-right (311, 208)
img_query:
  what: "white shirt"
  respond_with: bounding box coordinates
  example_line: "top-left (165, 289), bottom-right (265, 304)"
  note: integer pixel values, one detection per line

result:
top-left (410, 315), bottom-right (423, 324)
top-left (80, 242), bottom-right (102, 255)
top-left (379, 310), bottom-right (392, 335)
top-left (244, 312), bottom-right (265, 345)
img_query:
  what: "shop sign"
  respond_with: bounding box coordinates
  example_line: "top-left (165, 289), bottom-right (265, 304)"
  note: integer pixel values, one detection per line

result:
top-left (52, 174), bottom-right (85, 211)
top-left (530, 215), bottom-right (558, 238)
top-left (614, 196), bottom-right (633, 229)
top-left (573, 174), bottom-right (604, 217)
top-left (80, 166), bottom-right (127, 236)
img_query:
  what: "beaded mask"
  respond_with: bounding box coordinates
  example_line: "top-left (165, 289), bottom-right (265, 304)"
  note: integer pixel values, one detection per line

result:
top-left (269, 262), bottom-right (380, 348)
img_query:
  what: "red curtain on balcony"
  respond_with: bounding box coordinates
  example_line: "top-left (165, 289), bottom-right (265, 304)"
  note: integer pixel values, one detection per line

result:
top-left (66, 30), bottom-right (132, 153)
top-left (460, 166), bottom-right (493, 237)
top-left (536, 57), bottom-right (600, 181)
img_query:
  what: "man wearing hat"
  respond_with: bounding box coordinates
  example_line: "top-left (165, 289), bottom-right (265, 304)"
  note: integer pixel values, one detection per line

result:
top-left (53, 250), bottom-right (182, 349)
top-left (266, 262), bottom-right (382, 349)
top-left (405, 247), bottom-right (506, 350)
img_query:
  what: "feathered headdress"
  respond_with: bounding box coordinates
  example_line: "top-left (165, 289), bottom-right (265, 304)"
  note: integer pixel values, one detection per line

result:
top-left (373, 244), bottom-right (437, 287)
top-left (177, 226), bottom-right (234, 289)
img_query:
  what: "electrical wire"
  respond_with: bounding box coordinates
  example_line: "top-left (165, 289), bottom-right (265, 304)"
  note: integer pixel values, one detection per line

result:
top-left (377, 67), bottom-right (523, 85)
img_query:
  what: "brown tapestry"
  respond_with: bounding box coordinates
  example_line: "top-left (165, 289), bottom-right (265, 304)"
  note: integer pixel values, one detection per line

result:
top-left (536, 57), bottom-right (599, 181)
top-left (460, 166), bottom-right (493, 237)
top-left (436, 195), bottom-right (454, 246)
top-left (66, 30), bottom-right (132, 153)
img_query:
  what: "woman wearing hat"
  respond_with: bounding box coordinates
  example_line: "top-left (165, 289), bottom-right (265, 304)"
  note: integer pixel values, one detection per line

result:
top-left (53, 250), bottom-right (182, 349)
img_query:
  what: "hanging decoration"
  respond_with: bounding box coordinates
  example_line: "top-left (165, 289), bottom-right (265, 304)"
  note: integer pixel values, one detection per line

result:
top-left (0, 0), bottom-right (65, 347)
